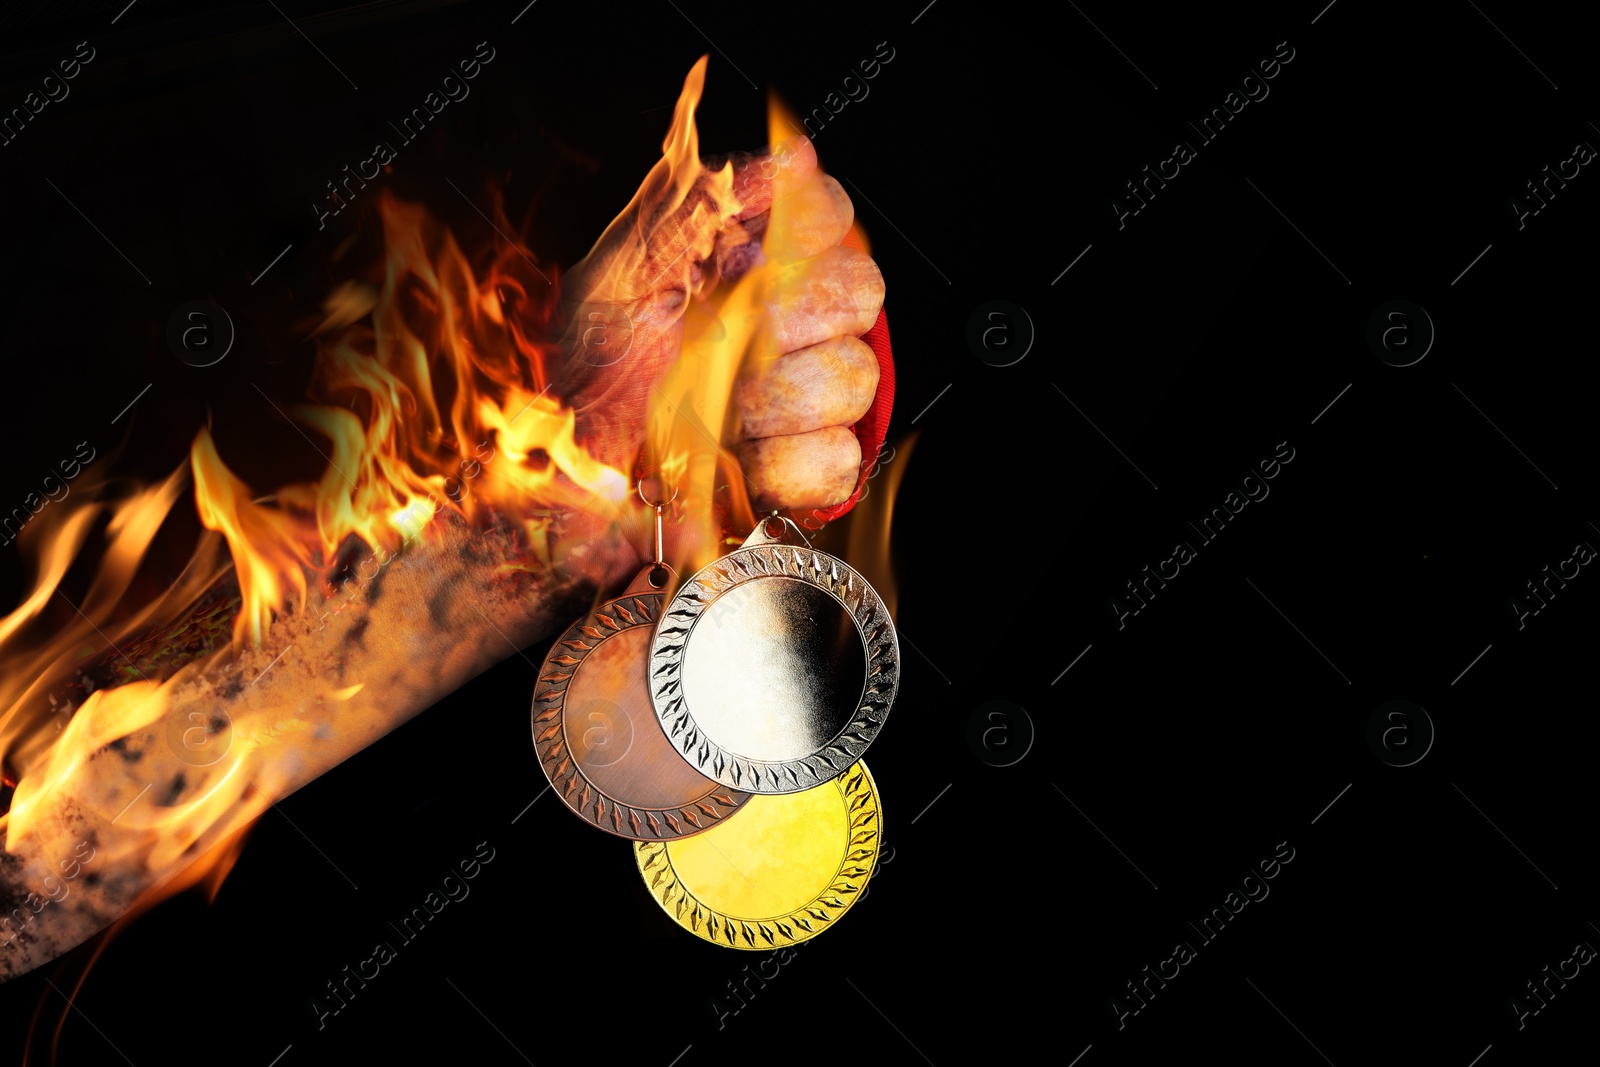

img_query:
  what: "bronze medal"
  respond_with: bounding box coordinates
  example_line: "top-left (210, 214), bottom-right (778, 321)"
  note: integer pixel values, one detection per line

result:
top-left (532, 564), bottom-right (751, 839)
top-left (650, 515), bottom-right (900, 794)
top-left (635, 760), bottom-right (881, 948)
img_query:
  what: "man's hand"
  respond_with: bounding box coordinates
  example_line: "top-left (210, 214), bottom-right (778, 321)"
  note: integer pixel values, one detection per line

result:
top-left (726, 160), bottom-right (883, 510)
top-left (552, 65), bottom-right (885, 513)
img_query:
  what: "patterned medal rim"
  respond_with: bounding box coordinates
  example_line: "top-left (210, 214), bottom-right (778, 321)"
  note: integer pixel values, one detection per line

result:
top-left (634, 761), bottom-right (882, 949)
top-left (533, 589), bottom-right (751, 840)
top-left (648, 542), bottom-right (900, 794)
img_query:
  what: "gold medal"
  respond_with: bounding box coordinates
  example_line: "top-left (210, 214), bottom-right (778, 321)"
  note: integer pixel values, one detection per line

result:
top-left (634, 760), bottom-right (881, 948)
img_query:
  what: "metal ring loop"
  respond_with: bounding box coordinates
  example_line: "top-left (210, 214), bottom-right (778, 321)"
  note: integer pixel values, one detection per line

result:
top-left (636, 477), bottom-right (679, 509)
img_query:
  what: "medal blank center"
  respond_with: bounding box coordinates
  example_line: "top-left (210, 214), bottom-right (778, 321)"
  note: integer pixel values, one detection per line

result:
top-left (665, 779), bottom-right (851, 919)
top-left (565, 626), bottom-right (722, 808)
top-left (681, 578), bottom-right (867, 764)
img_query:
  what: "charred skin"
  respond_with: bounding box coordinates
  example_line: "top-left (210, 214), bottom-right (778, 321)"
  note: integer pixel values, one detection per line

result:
top-left (0, 510), bottom-right (639, 981)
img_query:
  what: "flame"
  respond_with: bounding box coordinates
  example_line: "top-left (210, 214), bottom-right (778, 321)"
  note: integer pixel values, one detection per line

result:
top-left (0, 61), bottom-right (913, 1034)
top-left (197, 189), bottom-right (632, 648)
top-left (0, 466), bottom-right (227, 790)
top-left (847, 434), bottom-right (915, 622)
top-left (580, 56), bottom-right (735, 310)
top-left (5, 681), bottom-right (167, 843)
top-left (641, 87), bottom-right (908, 595)
top-left (0, 106), bottom-right (637, 943)
top-left (191, 429), bottom-right (313, 648)
top-left (641, 82), bottom-right (801, 570)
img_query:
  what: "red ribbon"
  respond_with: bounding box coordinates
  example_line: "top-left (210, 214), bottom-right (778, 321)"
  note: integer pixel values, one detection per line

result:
top-left (796, 220), bottom-right (895, 525)
top-left (796, 305), bottom-right (894, 526)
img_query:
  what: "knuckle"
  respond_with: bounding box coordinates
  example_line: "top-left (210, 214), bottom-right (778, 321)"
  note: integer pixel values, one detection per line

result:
top-left (856, 254), bottom-right (886, 303)
top-left (821, 174), bottom-right (853, 226)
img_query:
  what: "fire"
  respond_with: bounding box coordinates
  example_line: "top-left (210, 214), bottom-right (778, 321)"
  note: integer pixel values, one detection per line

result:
top-left (0, 107), bottom-right (634, 932)
top-left (846, 434), bottom-right (914, 623)
top-left (191, 429), bottom-right (314, 649)
top-left (0, 56), bottom-right (912, 1019)
top-left (641, 87), bottom-right (814, 568)
top-left (0, 465), bottom-right (219, 789)
top-left (201, 188), bottom-right (633, 648)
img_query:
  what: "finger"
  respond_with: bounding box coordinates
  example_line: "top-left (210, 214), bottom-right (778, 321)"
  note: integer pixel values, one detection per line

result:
top-left (715, 172), bottom-right (857, 285)
top-left (567, 183), bottom-right (726, 306)
top-left (712, 213), bottom-right (766, 287)
top-left (767, 246), bottom-right (885, 354)
top-left (711, 136), bottom-right (818, 220)
top-left (570, 139), bottom-right (817, 305)
top-left (731, 336), bottom-right (878, 440)
top-left (764, 174), bottom-right (854, 262)
top-left (737, 426), bottom-right (861, 510)
top-left (637, 181), bottom-right (730, 297)
top-left (628, 136), bottom-right (819, 297)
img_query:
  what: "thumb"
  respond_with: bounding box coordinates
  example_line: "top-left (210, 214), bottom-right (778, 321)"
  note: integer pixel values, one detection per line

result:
top-left (550, 140), bottom-right (817, 464)
top-left (701, 136), bottom-right (818, 289)
top-left (710, 135), bottom-right (818, 222)
top-left (563, 137), bottom-right (816, 307)
top-left (627, 135), bottom-right (819, 300)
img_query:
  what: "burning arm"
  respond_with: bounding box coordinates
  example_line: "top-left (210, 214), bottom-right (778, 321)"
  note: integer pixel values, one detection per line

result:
top-left (0, 499), bottom-right (642, 981)
top-left (0, 56), bottom-right (892, 983)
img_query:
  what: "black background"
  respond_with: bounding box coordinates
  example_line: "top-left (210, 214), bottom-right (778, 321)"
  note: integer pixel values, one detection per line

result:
top-left (2, 1), bottom-right (1597, 1064)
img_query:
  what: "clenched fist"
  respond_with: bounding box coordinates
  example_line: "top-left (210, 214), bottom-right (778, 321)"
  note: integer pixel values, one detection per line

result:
top-left (552, 59), bottom-right (885, 513)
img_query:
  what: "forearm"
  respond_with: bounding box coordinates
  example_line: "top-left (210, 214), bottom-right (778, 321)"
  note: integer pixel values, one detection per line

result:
top-left (0, 508), bottom-right (639, 981)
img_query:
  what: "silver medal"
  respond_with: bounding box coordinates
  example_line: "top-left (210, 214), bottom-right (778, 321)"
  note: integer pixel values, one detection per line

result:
top-left (649, 515), bottom-right (899, 794)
